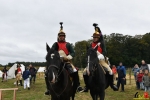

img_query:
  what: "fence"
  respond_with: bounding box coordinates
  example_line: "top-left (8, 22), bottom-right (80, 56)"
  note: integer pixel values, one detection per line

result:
top-left (0, 88), bottom-right (18, 100)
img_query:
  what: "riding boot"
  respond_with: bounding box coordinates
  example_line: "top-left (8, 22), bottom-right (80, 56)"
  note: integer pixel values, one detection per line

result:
top-left (109, 75), bottom-right (118, 91)
top-left (73, 72), bottom-right (84, 93)
top-left (44, 73), bottom-right (50, 95)
top-left (83, 75), bottom-right (89, 92)
top-left (20, 80), bottom-right (23, 86)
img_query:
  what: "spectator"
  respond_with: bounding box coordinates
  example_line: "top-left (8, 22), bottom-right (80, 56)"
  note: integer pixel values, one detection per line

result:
top-left (140, 60), bottom-right (149, 73)
top-left (29, 64), bottom-right (37, 84)
top-left (132, 64), bottom-right (140, 80)
top-left (22, 66), bottom-right (30, 90)
top-left (15, 64), bottom-right (23, 86)
top-left (112, 65), bottom-right (117, 82)
top-left (137, 70), bottom-right (144, 90)
top-left (136, 72), bottom-right (140, 90)
top-left (117, 62), bottom-right (126, 92)
top-left (2, 66), bottom-right (8, 82)
top-left (142, 69), bottom-right (150, 93)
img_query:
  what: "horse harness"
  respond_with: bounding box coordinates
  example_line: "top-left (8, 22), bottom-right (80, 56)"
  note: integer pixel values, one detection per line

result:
top-left (48, 63), bottom-right (70, 98)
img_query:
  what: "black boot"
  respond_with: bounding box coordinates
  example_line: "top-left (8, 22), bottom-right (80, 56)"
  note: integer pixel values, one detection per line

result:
top-left (109, 75), bottom-right (118, 91)
top-left (83, 75), bottom-right (89, 92)
top-left (73, 72), bottom-right (84, 93)
top-left (20, 80), bottom-right (23, 86)
top-left (44, 72), bottom-right (50, 95)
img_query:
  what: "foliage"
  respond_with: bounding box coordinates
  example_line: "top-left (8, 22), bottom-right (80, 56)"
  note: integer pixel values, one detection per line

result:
top-left (1, 33), bottom-right (150, 68)
top-left (73, 33), bottom-right (150, 68)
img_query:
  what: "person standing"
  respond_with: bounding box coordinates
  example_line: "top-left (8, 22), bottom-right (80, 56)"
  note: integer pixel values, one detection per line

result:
top-left (132, 64), bottom-right (140, 80)
top-left (137, 69), bottom-right (144, 90)
top-left (117, 62), bottom-right (126, 92)
top-left (22, 67), bottom-right (30, 90)
top-left (112, 65), bottom-right (117, 82)
top-left (142, 69), bottom-right (150, 93)
top-left (15, 64), bottom-right (23, 86)
top-left (1, 66), bottom-right (8, 82)
top-left (140, 60), bottom-right (149, 73)
top-left (29, 64), bottom-right (37, 84)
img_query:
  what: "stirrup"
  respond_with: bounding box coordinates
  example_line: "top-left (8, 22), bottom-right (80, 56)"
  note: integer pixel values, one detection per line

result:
top-left (76, 86), bottom-right (84, 93)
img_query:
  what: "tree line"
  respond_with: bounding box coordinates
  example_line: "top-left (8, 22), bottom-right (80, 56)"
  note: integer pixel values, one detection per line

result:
top-left (1, 33), bottom-right (150, 68)
top-left (73, 33), bottom-right (150, 68)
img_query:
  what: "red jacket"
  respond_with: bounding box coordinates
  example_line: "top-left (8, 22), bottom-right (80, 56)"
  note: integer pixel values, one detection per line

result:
top-left (137, 73), bottom-right (144, 82)
top-left (112, 67), bottom-right (117, 74)
top-left (91, 42), bottom-right (102, 53)
top-left (57, 42), bottom-right (69, 55)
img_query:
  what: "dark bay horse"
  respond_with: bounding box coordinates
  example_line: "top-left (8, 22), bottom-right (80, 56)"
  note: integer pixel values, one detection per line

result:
top-left (46, 44), bottom-right (76, 100)
top-left (86, 46), bottom-right (108, 100)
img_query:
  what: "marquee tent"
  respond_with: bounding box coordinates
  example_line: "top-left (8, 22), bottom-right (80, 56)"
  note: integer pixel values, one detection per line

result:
top-left (7, 64), bottom-right (25, 79)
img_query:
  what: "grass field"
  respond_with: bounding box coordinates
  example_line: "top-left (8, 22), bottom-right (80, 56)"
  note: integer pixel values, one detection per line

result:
top-left (0, 71), bottom-right (147, 100)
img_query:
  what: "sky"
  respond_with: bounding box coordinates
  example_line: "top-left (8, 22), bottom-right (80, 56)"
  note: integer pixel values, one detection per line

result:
top-left (0, 0), bottom-right (150, 65)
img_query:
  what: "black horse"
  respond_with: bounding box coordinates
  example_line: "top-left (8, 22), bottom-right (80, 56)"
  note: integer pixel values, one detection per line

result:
top-left (46, 44), bottom-right (76, 100)
top-left (86, 46), bottom-right (110, 100)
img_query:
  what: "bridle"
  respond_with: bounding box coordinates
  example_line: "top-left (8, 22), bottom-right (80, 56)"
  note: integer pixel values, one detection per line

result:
top-left (87, 54), bottom-right (98, 76)
top-left (48, 63), bottom-right (69, 98)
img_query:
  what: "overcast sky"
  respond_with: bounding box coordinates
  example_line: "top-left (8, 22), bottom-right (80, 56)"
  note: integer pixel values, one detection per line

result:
top-left (0, 0), bottom-right (150, 65)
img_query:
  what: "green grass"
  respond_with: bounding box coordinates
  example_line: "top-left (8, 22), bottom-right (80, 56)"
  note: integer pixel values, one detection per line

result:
top-left (0, 71), bottom-right (147, 100)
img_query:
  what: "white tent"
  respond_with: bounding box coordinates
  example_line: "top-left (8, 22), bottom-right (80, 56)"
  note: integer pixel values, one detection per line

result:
top-left (37, 67), bottom-right (45, 72)
top-left (0, 70), bottom-right (2, 78)
top-left (7, 64), bottom-right (25, 79)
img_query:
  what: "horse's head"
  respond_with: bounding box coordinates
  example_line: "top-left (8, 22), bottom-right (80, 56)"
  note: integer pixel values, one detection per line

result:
top-left (86, 46), bottom-right (99, 76)
top-left (46, 43), bottom-right (62, 83)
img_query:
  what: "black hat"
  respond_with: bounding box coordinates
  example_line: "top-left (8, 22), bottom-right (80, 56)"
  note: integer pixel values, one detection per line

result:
top-left (58, 22), bottom-right (66, 36)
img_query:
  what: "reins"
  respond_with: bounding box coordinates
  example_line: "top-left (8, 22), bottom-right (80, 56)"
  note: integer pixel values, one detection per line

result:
top-left (49, 63), bottom-right (69, 98)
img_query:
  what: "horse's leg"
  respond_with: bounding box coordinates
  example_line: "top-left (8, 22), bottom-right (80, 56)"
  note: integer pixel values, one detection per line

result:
top-left (90, 90), bottom-right (96, 100)
top-left (71, 94), bottom-right (75, 100)
top-left (99, 90), bottom-right (105, 100)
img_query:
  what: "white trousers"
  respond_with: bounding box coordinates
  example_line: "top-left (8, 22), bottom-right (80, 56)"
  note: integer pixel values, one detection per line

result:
top-left (24, 78), bottom-right (30, 89)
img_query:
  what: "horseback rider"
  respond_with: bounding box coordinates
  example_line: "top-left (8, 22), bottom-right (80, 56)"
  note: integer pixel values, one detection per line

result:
top-left (83, 23), bottom-right (118, 92)
top-left (44, 22), bottom-right (84, 95)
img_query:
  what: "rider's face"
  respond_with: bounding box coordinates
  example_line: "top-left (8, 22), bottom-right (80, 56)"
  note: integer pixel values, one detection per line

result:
top-left (93, 37), bottom-right (99, 42)
top-left (58, 35), bottom-right (65, 42)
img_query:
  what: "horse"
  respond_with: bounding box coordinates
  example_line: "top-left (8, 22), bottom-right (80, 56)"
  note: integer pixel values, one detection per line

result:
top-left (45, 44), bottom-right (76, 100)
top-left (86, 46), bottom-right (109, 100)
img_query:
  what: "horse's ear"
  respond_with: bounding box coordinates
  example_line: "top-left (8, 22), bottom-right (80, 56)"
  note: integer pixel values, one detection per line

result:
top-left (46, 43), bottom-right (50, 52)
top-left (94, 45), bottom-right (98, 51)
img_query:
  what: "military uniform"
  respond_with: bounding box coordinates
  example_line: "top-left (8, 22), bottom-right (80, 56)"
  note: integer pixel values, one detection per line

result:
top-left (44, 22), bottom-right (84, 95)
top-left (83, 23), bottom-right (118, 92)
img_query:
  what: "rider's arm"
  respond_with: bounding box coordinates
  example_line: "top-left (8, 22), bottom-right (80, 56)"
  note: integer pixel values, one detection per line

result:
top-left (51, 42), bottom-right (58, 51)
top-left (66, 43), bottom-right (75, 57)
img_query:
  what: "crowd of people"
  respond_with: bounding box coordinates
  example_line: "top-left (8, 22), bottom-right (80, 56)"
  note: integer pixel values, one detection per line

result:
top-left (1, 63), bottom-right (37, 90)
top-left (132, 60), bottom-right (150, 93)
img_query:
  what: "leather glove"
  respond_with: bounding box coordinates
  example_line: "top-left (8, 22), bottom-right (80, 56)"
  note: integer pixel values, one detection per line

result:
top-left (66, 55), bottom-right (73, 60)
top-left (63, 57), bottom-right (68, 61)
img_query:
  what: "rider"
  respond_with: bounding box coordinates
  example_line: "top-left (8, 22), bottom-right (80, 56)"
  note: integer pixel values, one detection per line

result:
top-left (83, 23), bottom-right (118, 92)
top-left (44, 22), bottom-right (84, 95)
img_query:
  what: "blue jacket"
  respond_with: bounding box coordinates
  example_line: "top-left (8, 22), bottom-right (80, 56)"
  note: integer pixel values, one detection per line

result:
top-left (22, 70), bottom-right (30, 80)
top-left (117, 66), bottom-right (126, 78)
top-left (132, 67), bottom-right (139, 76)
